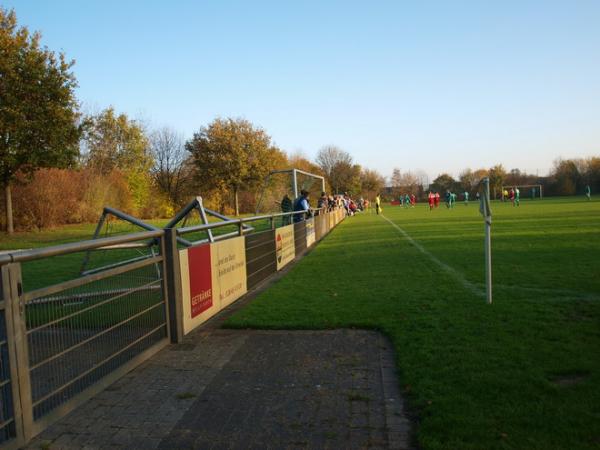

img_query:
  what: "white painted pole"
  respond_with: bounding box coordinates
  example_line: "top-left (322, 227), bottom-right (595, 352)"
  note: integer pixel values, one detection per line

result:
top-left (482, 178), bottom-right (493, 304)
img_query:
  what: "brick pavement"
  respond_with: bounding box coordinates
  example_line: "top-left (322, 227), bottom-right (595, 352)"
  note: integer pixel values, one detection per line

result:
top-left (26, 329), bottom-right (412, 450)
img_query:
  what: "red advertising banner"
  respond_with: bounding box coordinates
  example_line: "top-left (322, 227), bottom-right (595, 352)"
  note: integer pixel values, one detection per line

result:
top-left (187, 243), bottom-right (213, 318)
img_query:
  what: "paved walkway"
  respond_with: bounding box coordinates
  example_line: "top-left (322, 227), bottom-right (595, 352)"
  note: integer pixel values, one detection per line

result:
top-left (27, 328), bottom-right (411, 449)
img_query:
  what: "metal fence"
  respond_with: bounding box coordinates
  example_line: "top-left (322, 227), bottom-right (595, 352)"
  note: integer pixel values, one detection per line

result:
top-left (0, 206), bottom-right (344, 448)
top-left (0, 230), bottom-right (170, 447)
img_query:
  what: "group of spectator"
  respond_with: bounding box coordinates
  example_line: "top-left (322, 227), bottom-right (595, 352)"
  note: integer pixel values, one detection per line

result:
top-left (280, 191), bottom-right (365, 223)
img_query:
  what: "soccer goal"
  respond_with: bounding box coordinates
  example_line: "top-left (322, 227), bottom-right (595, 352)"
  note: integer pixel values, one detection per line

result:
top-left (255, 169), bottom-right (326, 214)
top-left (501, 184), bottom-right (543, 200)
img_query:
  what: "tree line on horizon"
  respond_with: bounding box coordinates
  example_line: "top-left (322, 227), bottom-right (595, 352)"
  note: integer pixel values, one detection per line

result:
top-left (1, 7), bottom-right (598, 233)
top-left (388, 158), bottom-right (600, 201)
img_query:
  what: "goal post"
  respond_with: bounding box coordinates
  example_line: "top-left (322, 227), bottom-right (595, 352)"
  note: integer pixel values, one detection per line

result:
top-left (501, 184), bottom-right (543, 200)
top-left (255, 169), bottom-right (326, 214)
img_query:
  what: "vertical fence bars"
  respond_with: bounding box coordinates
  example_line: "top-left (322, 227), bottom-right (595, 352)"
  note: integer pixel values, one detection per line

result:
top-left (0, 207), bottom-right (346, 448)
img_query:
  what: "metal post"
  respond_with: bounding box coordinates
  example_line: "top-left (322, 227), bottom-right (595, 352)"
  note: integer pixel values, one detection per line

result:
top-left (196, 197), bottom-right (214, 243)
top-left (292, 169), bottom-right (298, 199)
top-left (80, 211), bottom-right (107, 274)
top-left (238, 218), bottom-right (244, 236)
top-left (3, 263), bottom-right (34, 441)
top-left (482, 178), bottom-right (493, 304)
top-left (484, 216), bottom-right (492, 304)
top-left (1, 264), bottom-right (27, 447)
top-left (163, 229), bottom-right (183, 343)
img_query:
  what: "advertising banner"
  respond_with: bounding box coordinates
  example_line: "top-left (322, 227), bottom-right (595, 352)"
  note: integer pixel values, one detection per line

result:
top-left (186, 243), bottom-right (213, 318)
top-left (305, 217), bottom-right (316, 247)
top-left (315, 214), bottom-right (326, 241)
top-left (179, 236), bottom-right (247, 334)
top-left (275, 224), bottom-right (295, 270)
top-left (212, 236), bottom-right (247, 308)
top-left (179, 244), bottom-right (217, 334)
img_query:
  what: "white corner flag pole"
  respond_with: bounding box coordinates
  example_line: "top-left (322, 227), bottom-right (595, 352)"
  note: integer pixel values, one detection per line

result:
top-left (480, 178), bottom-right (493, 304)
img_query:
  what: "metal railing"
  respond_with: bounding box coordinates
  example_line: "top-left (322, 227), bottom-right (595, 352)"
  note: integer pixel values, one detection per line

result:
top-left (0, 205), bottom-right (344, 448)
top-left (0, 230), bottom-right (170, 446)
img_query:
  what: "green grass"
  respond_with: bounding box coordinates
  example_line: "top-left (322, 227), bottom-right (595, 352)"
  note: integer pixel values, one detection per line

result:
top-left (224, 197), bottom-right (600, 450)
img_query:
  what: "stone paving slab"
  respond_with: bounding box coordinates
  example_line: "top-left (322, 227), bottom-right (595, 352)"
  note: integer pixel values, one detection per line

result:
top-left (26, 329), bottom-right (411, 450)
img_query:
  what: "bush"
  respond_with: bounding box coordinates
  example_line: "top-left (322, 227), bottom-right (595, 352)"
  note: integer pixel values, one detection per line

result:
top-left (10, 169), bottom-right (82, 229)
top-left (0, 168), bottom-right (136, 231)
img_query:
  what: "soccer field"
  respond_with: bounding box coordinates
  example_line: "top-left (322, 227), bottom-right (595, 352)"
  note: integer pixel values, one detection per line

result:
top-left (226, 197), bottom-right (600, 450)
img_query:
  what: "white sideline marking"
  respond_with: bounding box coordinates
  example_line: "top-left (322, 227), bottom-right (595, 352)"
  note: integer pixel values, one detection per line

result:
top-left (381, 214), bottom-right (484, 298)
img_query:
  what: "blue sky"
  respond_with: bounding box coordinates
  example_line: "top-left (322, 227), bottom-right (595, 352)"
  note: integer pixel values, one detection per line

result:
top-left (5, 0), bottom-right (600, 180)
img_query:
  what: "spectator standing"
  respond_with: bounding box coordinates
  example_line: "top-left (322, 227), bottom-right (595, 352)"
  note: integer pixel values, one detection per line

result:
top-left (293, 190), bottom-right (311, 223)
top-left (281, 193), bottom-right (293, 225)
top-left (317, 191), bottom-right (328, 210)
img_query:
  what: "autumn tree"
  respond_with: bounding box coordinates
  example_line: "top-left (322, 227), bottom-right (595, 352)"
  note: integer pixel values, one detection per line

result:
top-left (582, 157), bottom-right (600, 193)
top-left (472, 168), bottom-right (489, 181)
top-left (390, 168), bottom-right (402, 197)
top-left (459, 168), bottom-right (478, 192)
top-left (333, 162), bottom-right (362, 195)
top-left (431, 173), bottom-right (457, 193)
top-left (487, 164), bottom-right (507, 199)
top-left (186, 118), bottom-right (280, 216)
top-left (150, 127), bottom-right (193, 209)
top-left (399, 171), bottom-right (420, 192)
top-left (288, 151), bottom-right (324, 176)
top-left (0, 8), bottom-right (82, 233)
top-left (315, 145), bottom-right (354, 193)
top-left (360, 168), bottom-right (385, 199)
top-left (550, 159), bottom-right (580, 196)
top-left (82, 107), bottom-right (153, 213)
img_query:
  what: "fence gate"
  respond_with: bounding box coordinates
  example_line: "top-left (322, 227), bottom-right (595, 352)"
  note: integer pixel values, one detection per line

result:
top-left (0, 235), bottom-right (171, 447)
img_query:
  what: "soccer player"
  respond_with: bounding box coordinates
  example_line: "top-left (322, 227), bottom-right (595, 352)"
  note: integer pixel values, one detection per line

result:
top-left (410, 193), bottom-right (416, 207)
top-left (464, 191), bottom-right (469, 205)
top-left (434, 192), bottom-right (440, 208)
top-left (405, 193), bottom-right (411, 208)
top-left (375, 194), bottom-right (382, 215)
top-left (509, 188), bottom-right (515, 206)
top-left (515, 187), bottom-right (520, 206)
top-left (586, 185), bottom-right (591, 201)
top-left (428, 191), bottom-right (435, 210)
